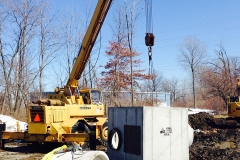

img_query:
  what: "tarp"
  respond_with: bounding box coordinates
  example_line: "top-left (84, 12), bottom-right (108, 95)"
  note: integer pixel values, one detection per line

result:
top-left (0, 114), bottom-right (27, 132)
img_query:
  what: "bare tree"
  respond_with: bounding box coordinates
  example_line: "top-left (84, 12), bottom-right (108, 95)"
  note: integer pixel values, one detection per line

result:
top-left (141, 69), bottom-right (163, 104)
top-left (143, 69), bottom-right (163, 92)
top-left (179, 36), bottom-right (206, 108)
top-left (161, 77), bottom-right (180, 104)
top-left (57, 1), bottom-right (97, 89)
top-left (61, 16), bottom-right (78, 83)
top-left (176, 79), bottom-right (189, 107)
top-left (124, 0), bottom-right (143, 106)
top-left (199, 44), bottom-right (240, 109)
top-left (0, 0), bottom-right (42, 114)
top-left (0, 2), bottom-right (10, 113)
top-left (230, 56), bottom-right (240, 79)
top-left (38, 2), bottom-right (60, 99)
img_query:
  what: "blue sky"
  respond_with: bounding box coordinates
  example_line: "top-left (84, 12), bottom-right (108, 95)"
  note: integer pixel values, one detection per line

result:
top-left (52, 0), bottom-right (240, 84)
top-left (148, 1), bottom-right (240, 81)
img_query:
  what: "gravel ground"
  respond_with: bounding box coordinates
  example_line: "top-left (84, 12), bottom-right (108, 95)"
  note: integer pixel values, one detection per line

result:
top-left (0, 143), bottom-right (46, 160)
top-left (0, 142), bottom-right (107, 160)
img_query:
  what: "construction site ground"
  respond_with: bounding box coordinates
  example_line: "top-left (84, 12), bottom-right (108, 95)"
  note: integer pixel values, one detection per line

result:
top-left (0, 141), bottom-right (107, 160)
top-left (1, 112), bottom-right (240, 160)
top-left (0, 142), bottom-right (47, 160)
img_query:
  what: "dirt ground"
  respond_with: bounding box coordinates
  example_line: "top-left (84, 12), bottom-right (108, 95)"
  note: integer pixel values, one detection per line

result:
top-left (189, 112), bottom-right (240, 160)
top-left (0, 143), bottom-right (46, 160)
top-left (0, 142), bottom-right (107, 160)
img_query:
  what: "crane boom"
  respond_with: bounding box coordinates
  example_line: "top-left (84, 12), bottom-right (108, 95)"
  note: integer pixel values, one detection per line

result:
top-left (66, 0), bottom-right (112, 89)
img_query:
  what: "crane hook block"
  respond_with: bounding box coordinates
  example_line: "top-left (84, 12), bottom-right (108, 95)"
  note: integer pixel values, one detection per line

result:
top-left (145, 33), bottom-right (155, 46)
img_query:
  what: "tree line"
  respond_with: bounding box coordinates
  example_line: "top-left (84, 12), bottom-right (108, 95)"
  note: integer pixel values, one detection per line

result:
top-left (0, 0), bottom-right (239, 116)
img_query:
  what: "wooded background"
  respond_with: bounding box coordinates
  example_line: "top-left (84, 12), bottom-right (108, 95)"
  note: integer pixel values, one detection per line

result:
top-left (0, 0), bottom-right (239, 117)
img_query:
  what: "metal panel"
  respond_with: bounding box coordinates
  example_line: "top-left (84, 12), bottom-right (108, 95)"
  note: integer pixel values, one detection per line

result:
top-left (28, 123), bottom-right (47, 134)
top-left (124, 125), bottom-right (141, 155)
top-left (54, 110), bottom-right (64, 122)
top-left (2, 132), bottom-right (89, 143)
top-left (108, 107), bottom-right (128, 160)
top-left (51, 123), bottom-right (66, 134)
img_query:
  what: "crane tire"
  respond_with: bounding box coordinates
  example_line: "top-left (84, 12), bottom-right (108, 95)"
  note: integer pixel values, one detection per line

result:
top-left (71, 121), bottom-right (90, 149)
top-left (99, 121), bottom-right (108, 146)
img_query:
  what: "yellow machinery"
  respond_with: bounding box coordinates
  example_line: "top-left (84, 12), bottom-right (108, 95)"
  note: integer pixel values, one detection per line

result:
top-left (1, 0), bottom-right (112, 148)
top-left (227, 78), bottom-right (240, 117)
top-left (212, 78), bottom-right (240, 128)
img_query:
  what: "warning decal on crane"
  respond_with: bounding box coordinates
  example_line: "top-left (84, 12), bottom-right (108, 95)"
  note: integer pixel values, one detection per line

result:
top-left (34, 114), bottom-right (41, 122)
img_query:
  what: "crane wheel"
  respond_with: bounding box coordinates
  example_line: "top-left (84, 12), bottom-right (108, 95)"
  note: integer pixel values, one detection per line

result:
top-left (99, 121), bottom-right (108, 146)
top-left (71, 121), bottom-right (90, 149)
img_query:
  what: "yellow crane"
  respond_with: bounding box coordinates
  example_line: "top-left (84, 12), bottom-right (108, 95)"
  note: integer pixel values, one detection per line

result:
top-left (1, 0), bottom-right (112, 148)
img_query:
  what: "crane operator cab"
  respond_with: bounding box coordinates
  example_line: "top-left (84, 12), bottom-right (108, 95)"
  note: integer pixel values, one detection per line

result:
top-left (43, 87), bottom-right (104, 110)
top-left (80, 89), bottom-right (103, 105)
top-left (82, 92), bottom-right (91, 104)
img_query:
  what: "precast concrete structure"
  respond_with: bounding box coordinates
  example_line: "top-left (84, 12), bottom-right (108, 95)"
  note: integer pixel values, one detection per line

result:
top-left (107, 106), bottom-right (189, 160)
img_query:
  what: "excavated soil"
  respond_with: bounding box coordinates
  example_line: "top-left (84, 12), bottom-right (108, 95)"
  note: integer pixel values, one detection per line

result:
top-left (189, 112), bottom-right (240, 160)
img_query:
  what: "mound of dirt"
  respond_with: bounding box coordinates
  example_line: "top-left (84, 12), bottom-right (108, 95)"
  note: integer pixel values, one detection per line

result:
top-left (189, 112), bottom-right (240, 160)
top-left (188, 112), bottom-right (215, 130)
